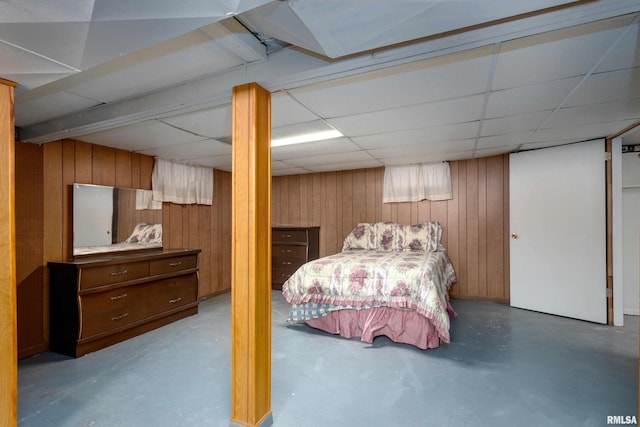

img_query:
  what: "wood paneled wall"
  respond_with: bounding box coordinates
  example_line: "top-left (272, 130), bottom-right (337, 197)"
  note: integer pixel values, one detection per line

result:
top-left (16, 139), bottom-right (232, 357)
top-left (15, 142), bottom-right (45, 358)
top-left (40, 139), bottom-right (231, 298)
top-left (272, 155), bottom-right (510, 302)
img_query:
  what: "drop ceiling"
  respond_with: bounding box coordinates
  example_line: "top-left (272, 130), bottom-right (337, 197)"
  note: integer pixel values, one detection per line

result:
top-left (3, 0), bottom-right (640, 175)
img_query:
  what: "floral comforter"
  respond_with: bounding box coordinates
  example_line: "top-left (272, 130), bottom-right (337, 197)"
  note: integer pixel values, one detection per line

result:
top-left (282, 250), bottom-right (457, 342)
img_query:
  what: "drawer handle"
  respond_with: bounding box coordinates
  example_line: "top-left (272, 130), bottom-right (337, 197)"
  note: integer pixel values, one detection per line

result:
top-left (111, 313), bottom-right (129, 321)
top-left (282, 261), bottom-right (292, 265)
top-left (282, 234), bottom-right (292, 238)
top-left (281, 273), bottom-right (290, 278)
top-left (169, 297), bottom-right (182, 304)
top-left (110, 293), bottom-right (128, 301)
top-left (109, 270), bottom-right (128, 276)
top-left (281, 249), bottom-right (292, 253)
top-left (169, 262), bottom-right (182, 267)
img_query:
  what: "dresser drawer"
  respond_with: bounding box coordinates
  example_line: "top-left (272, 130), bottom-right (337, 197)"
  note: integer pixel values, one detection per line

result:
top-left (149, 254), bottom-right (198, 276)
top-left (80, 285), bottom-right (147, 315)
top-left (272, 229), bottom-right (308, 244)
top-left (148, 274), bottom-right (198, 315)
top-left (81, 298), bottom-right (147, 338)
top-left (79, 261), bottom-right (149, 290)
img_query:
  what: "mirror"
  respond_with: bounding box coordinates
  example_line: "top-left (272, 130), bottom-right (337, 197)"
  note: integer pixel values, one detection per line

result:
top-left (73, 183), bottom-right (163, 256)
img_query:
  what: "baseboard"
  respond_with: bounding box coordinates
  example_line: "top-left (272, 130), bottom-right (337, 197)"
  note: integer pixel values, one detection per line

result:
top-left (623, 308), bottom-right (639, 316)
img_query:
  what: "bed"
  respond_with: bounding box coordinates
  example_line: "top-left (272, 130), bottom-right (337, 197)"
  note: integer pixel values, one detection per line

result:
top-left (282, 221), bottom-right (457, 349)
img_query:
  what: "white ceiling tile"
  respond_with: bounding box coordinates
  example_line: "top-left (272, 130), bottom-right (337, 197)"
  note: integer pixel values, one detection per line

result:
top-left (595, 20), bottom-right (640, 73)
top-left (0, 41), bottom-right (78, 76)
top-left (473, 146), bottom-right (517, 157)
top-left (327, 95), bottom-right (484, 136)
top-left (136, 139), bottom-right (231, 160)
top-left (161, 105), bottom-right (232, 139)
top-left (69, 32), bottom-right (243, 103)
top-left (191, 154), bottom-right (232, 169)
top-left (272, 137), bottom-right (361, 161)
top-left (272, 93), bottom-right (319, 128)
top-left (528, 119), bottom-right (638, 144)
top-left (14, 91), bottom-right (101, 126)
top-left (305, 160), bottom-right (383, 173)
top-left (79, 120), bottom-right (207, 151)
top-left (289, 46), bottom-right (493, 117)
top-left (566, 67), bottom-right (640, 107)
top-left (493, 16), bottom-right (632, 90)
top-left (0, 0), bottom-right (94, 23)
top-left (272, 167), bottom-right (313, 176)
top-left (352, 121), bottom-right (480, 149)
top-left (481, 112), bottom-right (549, 136)
top-left (546, 99), bottom-right (640, 128)
top-left (476, 133), bottom-right (533, 149)
top-left (286, 150), bottom-right (374, 168)
top-left (369, 139), bottom-right (476, 159)
top-left (485, 77), bottom-right (580, 118)
top-left (380, 151), bottom-right (476, 165)
top-left (520, 140), bottom-right (580, 150)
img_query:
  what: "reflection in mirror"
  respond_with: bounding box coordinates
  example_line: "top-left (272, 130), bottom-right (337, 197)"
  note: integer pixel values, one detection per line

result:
top-left (73, 183), bottom-right (163, 256)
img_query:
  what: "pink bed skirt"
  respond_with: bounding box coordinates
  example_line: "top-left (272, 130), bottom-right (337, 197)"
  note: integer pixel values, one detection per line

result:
top-left (305, 301), bottom-right (456, 350)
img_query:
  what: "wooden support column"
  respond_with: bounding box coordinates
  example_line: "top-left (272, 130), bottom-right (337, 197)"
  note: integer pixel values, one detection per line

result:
top-left (0, 78), bottom-right (18, 426)
top-left (230, 83), bottom-right (272, 427)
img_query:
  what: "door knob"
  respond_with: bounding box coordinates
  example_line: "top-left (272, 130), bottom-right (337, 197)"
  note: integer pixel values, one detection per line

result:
top-left (511, 232), bottom-right (519, 239)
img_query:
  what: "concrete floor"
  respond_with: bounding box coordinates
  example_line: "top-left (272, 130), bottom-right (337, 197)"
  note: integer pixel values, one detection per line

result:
top-left (19, 291), bottom-right (638, 427)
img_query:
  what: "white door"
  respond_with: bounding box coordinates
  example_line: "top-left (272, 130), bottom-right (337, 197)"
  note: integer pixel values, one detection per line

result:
top-left (510, 140), bottom-right (607, 324)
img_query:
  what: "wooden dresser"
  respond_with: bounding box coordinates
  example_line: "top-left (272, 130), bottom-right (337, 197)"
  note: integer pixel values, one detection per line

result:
top-left (48, 248), bottom-right (200, 357)
top-left (272, 226), bottom-right (319, 290)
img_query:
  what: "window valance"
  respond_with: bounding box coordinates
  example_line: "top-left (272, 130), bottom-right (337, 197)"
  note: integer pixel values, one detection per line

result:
top-left (152, 158), bottom-right (213, 205)
top-left (383, 162), bottom-right (453, 203)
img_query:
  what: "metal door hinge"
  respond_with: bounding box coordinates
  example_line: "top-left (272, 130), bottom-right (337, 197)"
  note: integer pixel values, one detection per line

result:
top-left (605, 152), bottom-right (612, 161)
top-left (606, 288), bottom-right (613, 298)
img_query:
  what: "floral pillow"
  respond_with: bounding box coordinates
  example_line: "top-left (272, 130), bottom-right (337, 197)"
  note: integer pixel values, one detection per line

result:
top-left (342, 223), bottom-right (371, 250)
top-left (400, 221), bottom-right (442, 252)
top-left (125, 223), bottom-right (163, 244)
top-left (373, 222), bottom-right (398, 251)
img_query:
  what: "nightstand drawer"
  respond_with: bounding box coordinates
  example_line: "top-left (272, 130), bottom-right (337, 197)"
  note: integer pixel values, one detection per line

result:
top-left (272, 245), bottom-right (307, 257)
top-left (272, 229), bottom-right (308, 244)
top-left (80, 261), bottom-right (149, 289)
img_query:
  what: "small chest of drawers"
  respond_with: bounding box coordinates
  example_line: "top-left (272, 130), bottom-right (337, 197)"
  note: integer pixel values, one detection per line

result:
top-left (48, 248), bottom-right (200, 357)
top-left (272, 226), bottom-right (319, 290)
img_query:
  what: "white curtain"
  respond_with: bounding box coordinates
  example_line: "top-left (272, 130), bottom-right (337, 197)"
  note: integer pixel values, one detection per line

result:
top-left (383, 162), bottom-right (452, 203)
top-left (152, 158), bottom-right (213, 205)
top-left (422, 162), bottom-right (452, 201)
top-left (135, 189), bottom-right (162, 210)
